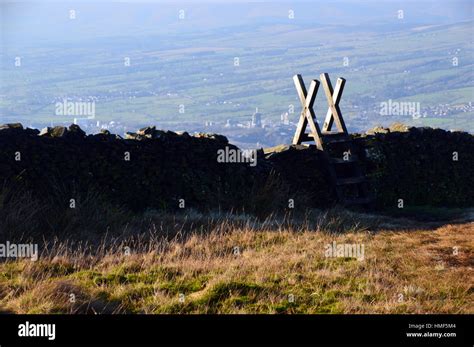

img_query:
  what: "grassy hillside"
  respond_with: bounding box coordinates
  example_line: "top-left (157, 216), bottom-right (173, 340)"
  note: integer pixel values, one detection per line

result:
top-left (1, 210), bottom-right (472, 314)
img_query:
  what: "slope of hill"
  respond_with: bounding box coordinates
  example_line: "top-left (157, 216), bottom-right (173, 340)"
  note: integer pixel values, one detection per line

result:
top-left (0, 210), bottom-right (472, 314)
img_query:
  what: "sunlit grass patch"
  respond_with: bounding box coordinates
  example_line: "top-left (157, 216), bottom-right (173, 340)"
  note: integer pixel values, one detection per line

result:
top-left (0, 211), bottom-right (472, 314)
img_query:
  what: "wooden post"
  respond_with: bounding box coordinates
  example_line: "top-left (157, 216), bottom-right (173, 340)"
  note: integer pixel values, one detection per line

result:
top-left (292, 74), bottom-right (323, 149)
top-left (320, 73), bottom-right (348, 134)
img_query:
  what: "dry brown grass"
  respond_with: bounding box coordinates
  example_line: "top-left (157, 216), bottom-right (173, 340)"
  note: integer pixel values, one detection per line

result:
top-left (0, 211), bottom-right (472, 314)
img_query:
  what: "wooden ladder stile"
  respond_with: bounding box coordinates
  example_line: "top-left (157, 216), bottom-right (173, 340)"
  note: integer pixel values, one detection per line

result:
top-left (291, 73), bottom-right (373, 207)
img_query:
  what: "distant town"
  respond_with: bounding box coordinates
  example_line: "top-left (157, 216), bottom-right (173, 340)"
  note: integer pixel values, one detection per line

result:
top-left (18, 100), bottom-right (473, 150)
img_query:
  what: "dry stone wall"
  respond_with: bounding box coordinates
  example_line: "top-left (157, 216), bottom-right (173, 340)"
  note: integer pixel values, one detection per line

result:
top-left (0, 124), bottom-right (262, 212)
top-left (0, 123), bottom-right (472, 214)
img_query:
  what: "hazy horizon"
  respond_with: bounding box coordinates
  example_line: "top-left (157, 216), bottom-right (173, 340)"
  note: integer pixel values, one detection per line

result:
top-left (1, 0), bottom-right (473, 147)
